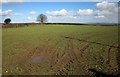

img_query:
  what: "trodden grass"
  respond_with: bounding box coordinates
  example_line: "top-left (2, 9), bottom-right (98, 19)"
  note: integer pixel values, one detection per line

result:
top-left (2, 25), bottom-right (119, 75)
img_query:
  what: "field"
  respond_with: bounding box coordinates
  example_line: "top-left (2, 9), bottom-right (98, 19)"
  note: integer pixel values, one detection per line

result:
top-left (2, 25), bottom-right (119, 75)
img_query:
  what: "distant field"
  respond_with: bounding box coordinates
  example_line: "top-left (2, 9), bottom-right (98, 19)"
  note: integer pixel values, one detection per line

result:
top-left (2, 25), bottom-right (119, 75)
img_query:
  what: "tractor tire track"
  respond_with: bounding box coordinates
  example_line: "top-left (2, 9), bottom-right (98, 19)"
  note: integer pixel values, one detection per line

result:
top-left (61, 36), bottom-right (118, 48)
top-left (106, 42), bottom-right (117, 65)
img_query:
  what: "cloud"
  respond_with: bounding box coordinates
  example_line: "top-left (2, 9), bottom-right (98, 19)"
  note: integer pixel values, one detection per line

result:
top-left (46, 1), bottom-right (118, 23)
top-left (46, 9), bottom-right (68, 16)
top-left (95, 1), bottom-right (118, 23)
top-left (27, 16), bottom-right (36, 21)
top-left (1, 0), bottom-right (23, 3)
top-left (77, 9), bottom-right (93, 16)
top-left (46, 9), bottom-right (94, 23)
top-left (0, 9), bottom-right (23, 17)
top-left (96, 1), bottom-right (117, 10)
top-left (27, 16), bottom-right (36, 23)
top-left (46, 9), bottom-right (93, 17)
top-left (0, 0), bottom-right (24, 5)
top-left (95, 15), bottom-right (104, 18)
top-left (30, 11), bottom-right (36, 15)
top-left (27, 16), bottom-right (32, 20)
top-left (0, 9), bottom-right (2, 15)
top-left (0, 9), bottom-right (13, 16)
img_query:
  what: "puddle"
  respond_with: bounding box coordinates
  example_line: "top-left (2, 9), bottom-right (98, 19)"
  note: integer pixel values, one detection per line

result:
top-left (31, 56), bottom-right (47, 64)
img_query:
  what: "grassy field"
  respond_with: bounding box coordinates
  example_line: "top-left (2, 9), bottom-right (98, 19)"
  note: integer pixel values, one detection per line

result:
top-left (2, 25), bottom-right (119, 75)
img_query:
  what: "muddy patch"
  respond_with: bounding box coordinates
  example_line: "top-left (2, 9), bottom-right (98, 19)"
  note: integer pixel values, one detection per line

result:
top-left (31, 56), bottom-right (47, 64)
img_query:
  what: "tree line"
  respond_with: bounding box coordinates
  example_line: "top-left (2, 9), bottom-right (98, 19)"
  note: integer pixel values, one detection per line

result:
top-left (4, 14), bottom-right (47, 24)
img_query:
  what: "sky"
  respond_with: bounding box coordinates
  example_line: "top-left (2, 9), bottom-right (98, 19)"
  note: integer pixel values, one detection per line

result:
top-left (0, 1), bottom-right (119, 23)
top-left (1, 0), bottom-right (120, 2)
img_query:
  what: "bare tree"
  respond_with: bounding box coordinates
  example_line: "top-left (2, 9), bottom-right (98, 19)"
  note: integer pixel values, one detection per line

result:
top-left (36, 14), bottom-right (47, 24)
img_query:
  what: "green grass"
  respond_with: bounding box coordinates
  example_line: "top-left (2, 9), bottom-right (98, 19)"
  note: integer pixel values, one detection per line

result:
top-left (2, 25), bottom-right (119, 75)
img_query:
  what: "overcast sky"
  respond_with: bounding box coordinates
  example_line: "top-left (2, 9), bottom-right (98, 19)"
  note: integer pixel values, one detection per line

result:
top-left (0, 1), bottom-right (119, 23)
